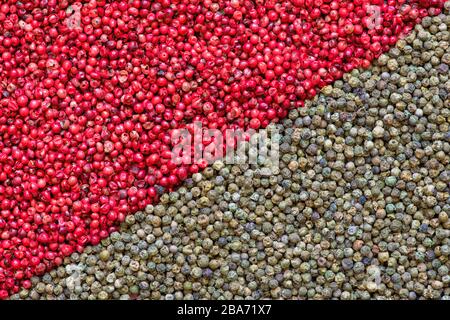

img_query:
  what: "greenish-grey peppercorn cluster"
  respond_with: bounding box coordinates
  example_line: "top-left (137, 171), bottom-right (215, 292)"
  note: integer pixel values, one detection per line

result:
top-left (11, 10), bottom-right (450, 300)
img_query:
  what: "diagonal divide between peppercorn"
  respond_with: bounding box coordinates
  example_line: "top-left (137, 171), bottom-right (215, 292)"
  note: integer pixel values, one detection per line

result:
top-left (0, 0), bottom-right (446, 298)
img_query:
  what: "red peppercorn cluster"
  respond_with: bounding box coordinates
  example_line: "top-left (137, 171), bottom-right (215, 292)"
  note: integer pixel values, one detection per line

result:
top-left (0, 0), bottom-right (445, 298)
